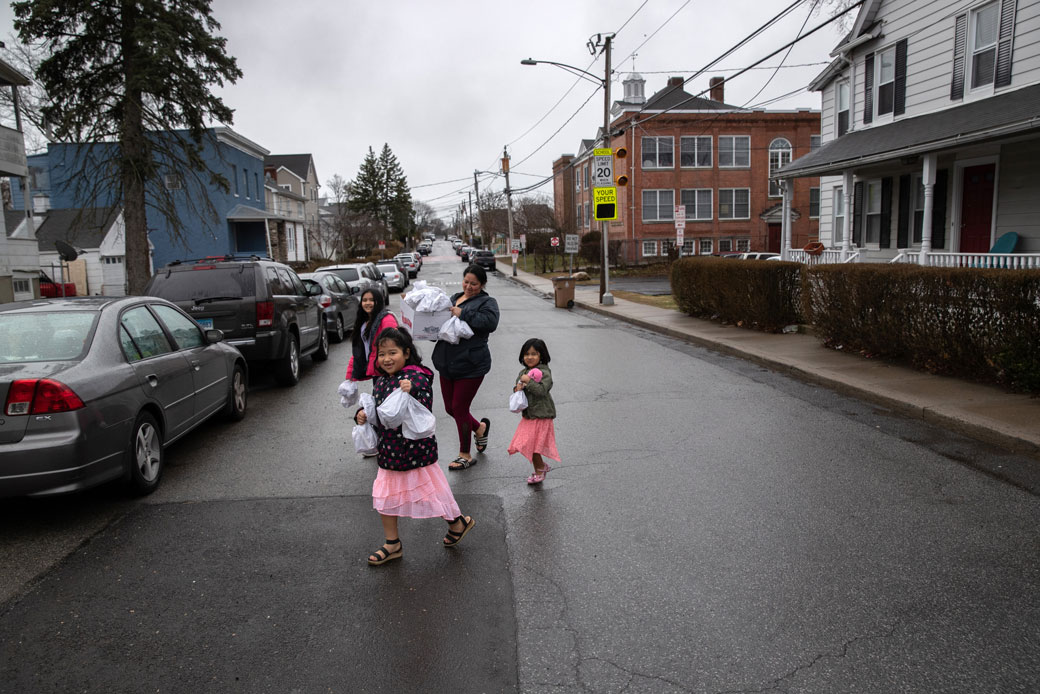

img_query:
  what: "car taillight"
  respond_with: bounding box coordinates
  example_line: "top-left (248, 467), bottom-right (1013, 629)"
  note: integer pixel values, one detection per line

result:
top-left (256, 301), bottom-right (274, 327)
top-left (320, 294), bottom-right (332, 308)
top-left (4, 379), bottom-right (85, 415)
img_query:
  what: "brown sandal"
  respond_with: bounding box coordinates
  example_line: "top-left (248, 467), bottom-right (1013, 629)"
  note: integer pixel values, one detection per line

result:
top-left (443, 516), bottom-right (475, 547)
top-left (367, 539), bottom-right (402, 565)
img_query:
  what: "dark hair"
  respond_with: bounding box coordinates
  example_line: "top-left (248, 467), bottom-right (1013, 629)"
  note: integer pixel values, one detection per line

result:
top-left (352, 288), bottom-right (386, 343)
top-left (519, 337), bottom-right (550, 365)
top-left (374, 327), bottom-right (423, 374)
top-left (463, 264), bottom-right (487, 286)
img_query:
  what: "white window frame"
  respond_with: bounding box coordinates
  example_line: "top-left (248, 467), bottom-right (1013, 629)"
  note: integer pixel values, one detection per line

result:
top-left (584, 202), bottom-right (590, 228)
top-left (768, 138), bottom-right (792, 197)
top-left (718, 188), bottom-right (750, 220)
top-left (836, 82), bottom-right (850, 137)
top-left (809, 187), bottom-right (820, 219)
top-left (833, 186), bottom-right (845, 245)
top-left (642, 189), bottom-right (675, 222)
top-left (12, 278), bottom-right (31, 294)
top-left (736, 238), bottom-right (751, 252)
top-left (968, 1), bottom-right (999, 93)
top-left (810, 135), bottom-right (822, 152)
top-left (287, 224), bottom-right (297, 257)
top-left (718, 135), bottom-right (750, 168)
top-left (911, 174), bottom-right (925, 245)
top-left (679, 136), bottom-right (712, 168)
top-left (681, 239), bottom-right (695, 256)
top-left (576, 202), bottom-right (582, 227)
top-left (583, 165), bottom-right (590, 189)
top-left (164, 174), bottom-right (183, 190)
top-left (680, 189), bottom-right (712, 221)
top-left (718, 238), bottom-right (733, 253)
top-left (863, 179), bottom-right (883, 247)
top-left (699, 238), bottom-right (713, 255)
top-left (642, 240), bottom-right (659, 257)
top-left (641, 136), bottom-right (674, 169)
top-left (874, 46), bottom-right (897, 120)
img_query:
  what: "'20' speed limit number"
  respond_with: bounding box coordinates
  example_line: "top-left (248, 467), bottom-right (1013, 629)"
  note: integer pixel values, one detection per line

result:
top-left (592, 149), bottom-right (613, 187)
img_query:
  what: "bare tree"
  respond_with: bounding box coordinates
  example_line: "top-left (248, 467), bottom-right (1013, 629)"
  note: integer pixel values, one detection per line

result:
top-left (0, 36), bottom-right (57, 154)
top-left (812, 0), bottom-right (861, 33)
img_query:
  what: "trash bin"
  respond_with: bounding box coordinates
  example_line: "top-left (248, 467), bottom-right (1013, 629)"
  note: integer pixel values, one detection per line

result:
top-left (552, 276), bottom-right (575, 308)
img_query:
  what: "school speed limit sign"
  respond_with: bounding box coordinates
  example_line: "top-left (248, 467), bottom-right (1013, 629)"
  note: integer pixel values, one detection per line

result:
top-left (592, 148), bottom-right (613, 187)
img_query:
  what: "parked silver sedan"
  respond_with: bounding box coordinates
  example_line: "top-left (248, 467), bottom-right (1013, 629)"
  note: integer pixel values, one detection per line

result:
top-left (0, 296), bottom-right (248, 498)
top-left (376, 262), bottom-right (408, 292)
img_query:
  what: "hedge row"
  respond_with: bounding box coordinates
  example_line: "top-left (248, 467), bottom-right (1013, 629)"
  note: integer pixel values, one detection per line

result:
top-left (671, 258), bottom-right (1040, 393)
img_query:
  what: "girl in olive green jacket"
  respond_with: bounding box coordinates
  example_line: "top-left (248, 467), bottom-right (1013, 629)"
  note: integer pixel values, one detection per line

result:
top-left (507, 338), bottom-right (559, 484)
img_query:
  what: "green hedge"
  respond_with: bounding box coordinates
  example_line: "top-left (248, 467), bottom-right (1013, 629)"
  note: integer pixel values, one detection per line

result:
top-left (671, 257), bottom-right (803, 333)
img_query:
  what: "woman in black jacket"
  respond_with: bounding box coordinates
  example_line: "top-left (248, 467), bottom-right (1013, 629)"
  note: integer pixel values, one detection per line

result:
top-left (432, 265), bottom-right (500, 470)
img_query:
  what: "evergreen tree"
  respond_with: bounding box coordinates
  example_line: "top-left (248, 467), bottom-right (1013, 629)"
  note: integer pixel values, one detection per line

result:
top-left (349, 147), bottom-right (385, 227)
top-left (14, 0), bottom-right (243, 294)
top-left (348, 143), bottom-right (414, 244)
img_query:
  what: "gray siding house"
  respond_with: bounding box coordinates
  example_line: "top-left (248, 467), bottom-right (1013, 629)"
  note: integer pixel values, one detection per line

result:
top-left (778, 0), bottom-right (1040, 268)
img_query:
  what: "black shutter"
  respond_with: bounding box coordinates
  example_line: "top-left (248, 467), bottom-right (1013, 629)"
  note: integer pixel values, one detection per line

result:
top-left (894, 39), bottom-right (908, 116)
top-left (951, 14), bottom-right (967, 100)
top-left (995, 0), bottom-right (1018, 88)
top-left (864, 53), bottom-right (875, 124)
top-left (932, 170), bottom-right (948, 249)
top-left (853, 181), bottom-right (864, 246)
top-left (880, 177), bottom-right (893, 248)
top-left (897, 174), bottom-right (911, 248)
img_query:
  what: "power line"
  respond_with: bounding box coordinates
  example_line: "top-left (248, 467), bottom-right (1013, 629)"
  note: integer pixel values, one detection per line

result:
top-left (741, 0), bottom-right (821, 107)
top-left (615, 0), bottom-right (692, 69)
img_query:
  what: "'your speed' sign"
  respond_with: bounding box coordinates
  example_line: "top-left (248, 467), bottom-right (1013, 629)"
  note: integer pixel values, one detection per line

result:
top-left (592, 148), bottom-right (613, 187)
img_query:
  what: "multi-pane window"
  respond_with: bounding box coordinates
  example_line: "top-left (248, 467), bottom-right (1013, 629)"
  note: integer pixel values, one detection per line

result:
top-left (736, 238), bottom-right (751, 252)
top-left (661, 240), bottom-right (676, 255)
top-left (837, 82), bottom-right (850, 136)
top-left (576, 202), bottom-right (582, 227)
top-left (864, 180), bottom-right (882, 245)
top-left (584, 166), bottom-right (590, 189)
top-left (682, 240), bottom-right (694, 256)
top-left (912, 175), bottom-right (925, 244)
top-left (680, 189), bottom-right (712, 220)
top-left (833, 186), bottom-right (845, 244)
top-left (575, 171), bottom-right (581, 192)
top-left (809, 187), bottom-right (820, 218)
top-left (680, 136), bottom-right (712, 167)
top-left (244, 169), bottom-right (250, 199)
top-left (699, 239), bottom-right (713, 255)
top-left (970, 2), bottom-right (999, 89)
top-left (584, 203), bottom-right (590, 227)
top-left (642, 189), bottom-right (674, 222)
top-left (641, 136), bottom-right (674, 169)
top-left (876, 47), bottom-right (896, 116)
top-left (642, 240), bottom-right (659, 257)
top-left (288, 226), bottom-right (297, 257)
top-left (719, 238), bottom-right (733, 252)
top-left (232, 165), bottom-right (239, 195)
top-left (718, 188), bottom-right (750, 219)
top-left (768, 138), bottom-right (792, 197)
top-left (13, 279), bottom-right (31, 293)
top-left (164, 174), bottom-right (183, 190)
top-left (718, 136), bottom-right (750, 167)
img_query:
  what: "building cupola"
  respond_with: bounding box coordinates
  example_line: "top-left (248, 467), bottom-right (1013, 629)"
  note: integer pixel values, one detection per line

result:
top-left (623, 72), bottom-right (646, 104)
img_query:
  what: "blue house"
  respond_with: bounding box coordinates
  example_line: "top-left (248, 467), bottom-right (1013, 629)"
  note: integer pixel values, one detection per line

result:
top-left (12, 127), bottom-right (272, 272)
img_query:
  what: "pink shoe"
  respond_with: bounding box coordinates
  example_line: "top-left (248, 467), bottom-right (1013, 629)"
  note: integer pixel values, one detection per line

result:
top-left (527, 464), bottom-right (551, 485)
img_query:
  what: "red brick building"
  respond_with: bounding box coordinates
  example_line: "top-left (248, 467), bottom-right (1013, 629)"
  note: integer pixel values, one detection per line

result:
top-left (554, 75), bottom-right (821, 259)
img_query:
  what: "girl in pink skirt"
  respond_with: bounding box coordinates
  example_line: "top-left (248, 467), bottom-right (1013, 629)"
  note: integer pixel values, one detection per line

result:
top-left (354, 328), bottom-right (475, 565)
top-left (508, 338), bottom-right (559, 484)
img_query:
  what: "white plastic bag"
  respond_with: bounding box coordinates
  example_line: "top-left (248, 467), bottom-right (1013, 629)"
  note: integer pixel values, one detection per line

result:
top-left (359, 392), bottom-right (377, 425)
top-left (377, 388), bottom-right (437, 440)
top-left (403, 283), bottom-right (452, 313)
top-left (352, 422), bottom-right (378, 455)
top-left (437, 316), bottom-right (474, 344)
top-left (509, 389), bottom-right (528, 413)
top-left (338, 380), bottom-right (359, 408)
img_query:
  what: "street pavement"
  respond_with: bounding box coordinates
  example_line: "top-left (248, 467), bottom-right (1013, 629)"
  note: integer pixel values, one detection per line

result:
top-left (1, 245), bottom-right (1039, 693)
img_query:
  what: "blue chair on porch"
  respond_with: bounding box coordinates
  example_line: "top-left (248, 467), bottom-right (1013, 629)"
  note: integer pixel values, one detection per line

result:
top-left (986, 232), bottom-right (1019, 268)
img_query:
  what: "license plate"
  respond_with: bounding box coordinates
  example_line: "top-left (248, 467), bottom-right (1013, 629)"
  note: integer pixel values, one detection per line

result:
top-left (196, 318), bottom-right (213, 330)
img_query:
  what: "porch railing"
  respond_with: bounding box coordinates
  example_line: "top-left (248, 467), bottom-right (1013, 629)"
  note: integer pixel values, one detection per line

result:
top-left (786, 248), bottom-right (860, 264)
top-left (890, 251), bottom-right (1040, 269)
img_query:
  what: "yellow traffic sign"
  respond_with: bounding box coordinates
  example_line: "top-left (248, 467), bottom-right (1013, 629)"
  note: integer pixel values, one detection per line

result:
top-left (593, 147), bottom-right (612, 156)
top-left (593, 186), bottom-right (618, 221)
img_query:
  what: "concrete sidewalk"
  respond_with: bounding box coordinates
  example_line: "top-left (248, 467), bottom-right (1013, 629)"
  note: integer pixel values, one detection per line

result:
top-left (505, 268), bottom-right (1040, 459)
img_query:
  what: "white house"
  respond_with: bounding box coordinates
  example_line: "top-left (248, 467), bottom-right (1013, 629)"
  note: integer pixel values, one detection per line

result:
top-left (778, 0), bottom-right (1040, 268)
top-left (0, 57), bottom-right (39, 303)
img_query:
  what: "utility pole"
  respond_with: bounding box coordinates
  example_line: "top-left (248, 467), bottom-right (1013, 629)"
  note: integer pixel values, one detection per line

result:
top-left (503, 147), bottom-right (517, 277)
top-left (468, 191), bottom-right (475, 246)
top-left (473, 170), bottom-right (482, 247)
top-left (596, 33), bottom-right (615, 305)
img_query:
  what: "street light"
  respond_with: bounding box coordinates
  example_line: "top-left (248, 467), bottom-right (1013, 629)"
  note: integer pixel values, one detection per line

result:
top-left (521, 34), bottom-right (615, 306)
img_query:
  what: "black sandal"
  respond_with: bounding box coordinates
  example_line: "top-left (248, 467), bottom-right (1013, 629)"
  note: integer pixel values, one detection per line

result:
top-left (474, 418), bottom-right (491, 452)
top-left (443, 516), bottom-right (475, 547)
top-left (367, 539), bottom-right (402, 565)
top-left (448, 456), bottom-right (476, 471)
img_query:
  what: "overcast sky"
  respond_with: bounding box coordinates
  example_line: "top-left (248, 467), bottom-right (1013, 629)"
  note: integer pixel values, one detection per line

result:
top-left (1, 0), bottom-right (849, 223)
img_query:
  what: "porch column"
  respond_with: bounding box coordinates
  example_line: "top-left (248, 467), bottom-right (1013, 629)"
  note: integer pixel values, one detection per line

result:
top-left (919, 153), bottom-right (937, 264)
top-left (780, 180), bottom-right (792, 260)
top-left (842, 170), bottom-right (854, 259)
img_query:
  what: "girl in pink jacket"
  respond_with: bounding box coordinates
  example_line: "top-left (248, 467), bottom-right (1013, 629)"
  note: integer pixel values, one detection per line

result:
top-left (346, 289), bottom-right (399, 381)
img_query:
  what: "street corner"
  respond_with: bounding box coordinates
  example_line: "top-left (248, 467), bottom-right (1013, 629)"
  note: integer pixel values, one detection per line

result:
top-left (0, 494), bottom-right (517, 694)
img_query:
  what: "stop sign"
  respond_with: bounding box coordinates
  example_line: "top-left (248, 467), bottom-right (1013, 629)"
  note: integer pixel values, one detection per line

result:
top-left (551, 237), bottom-right (559, 246)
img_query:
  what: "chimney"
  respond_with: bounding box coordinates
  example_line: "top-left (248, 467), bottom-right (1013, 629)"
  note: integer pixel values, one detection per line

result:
top-left (667, 76), bottom-right (684, 89)
top-left (709, 76), bottom-right (725, 102)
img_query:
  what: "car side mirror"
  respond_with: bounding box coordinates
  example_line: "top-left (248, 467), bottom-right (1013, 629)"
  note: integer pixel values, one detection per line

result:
top-left (306, 283), bottom-right (323, 296)
top-left (205, 328), bottom-right (225, 343)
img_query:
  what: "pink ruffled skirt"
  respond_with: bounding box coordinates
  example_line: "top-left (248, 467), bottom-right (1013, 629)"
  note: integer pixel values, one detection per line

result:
top-left (372, 464), bottom-right (461, 520)
top-left (508, 417), bottom-right (560, 462)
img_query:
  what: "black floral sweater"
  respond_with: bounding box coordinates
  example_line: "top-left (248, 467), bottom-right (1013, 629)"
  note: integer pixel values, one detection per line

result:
top-left (369, 365), bottom-right (439, 471)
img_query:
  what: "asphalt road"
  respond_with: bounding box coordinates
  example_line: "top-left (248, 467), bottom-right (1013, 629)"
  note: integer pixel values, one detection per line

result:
top-left (2, 242), bottom-right (1039, 692)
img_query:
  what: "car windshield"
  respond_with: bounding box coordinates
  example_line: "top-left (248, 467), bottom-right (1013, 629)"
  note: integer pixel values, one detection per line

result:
top-left (377, 264), bottom-right (398, 273)
top-left (147, 266), bottom-right (255, 301)
top-left (0, 311), bottom-right (98, 363)
top-left (326, 268), bottom-right (360, 282)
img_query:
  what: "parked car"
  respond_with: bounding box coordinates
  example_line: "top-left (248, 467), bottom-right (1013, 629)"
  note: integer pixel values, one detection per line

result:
top-left (0, 296), bottom-right (248, 498)
top-left (452, 239), bottom-right (463, 252)
top-left (145, 255), bottom-right (327, 387)
top-left (460, 246), bottom-right (474, 262)
top-left (315, 263), bottom-right (387, 302)
top-left (408, 251), bottom-right (423, 271)
top-left (417, 242), bottom-right (431, 256)
top-left (740, 252), bottom-right (780, 260)
top-left (299, 271), bottom-right (360, 342)
top-left (394, 253), bottom-right (419, 278)
top-left (376, 262), bottom-right (408, 292)
top-left (362, 262), bottom-right (392, 300)
top-left (470, 249), bottom-right (497, 271)
top-left (38, 270), bottom-right (77, 297)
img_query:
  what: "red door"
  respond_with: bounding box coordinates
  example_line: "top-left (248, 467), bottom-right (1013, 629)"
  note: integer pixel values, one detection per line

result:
top-left (767, 224), bottom-right (781, 253)
top-left (960, 164), bottom-right (995, 253)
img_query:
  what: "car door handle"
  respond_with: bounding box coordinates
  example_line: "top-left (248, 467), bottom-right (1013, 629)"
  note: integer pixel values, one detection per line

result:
top-left (146, 374), bottom-right (159, 387)
top-left (190, 360), bottom-right (200, 371)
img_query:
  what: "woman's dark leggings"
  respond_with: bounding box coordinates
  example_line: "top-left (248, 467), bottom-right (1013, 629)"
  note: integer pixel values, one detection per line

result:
top-left (440, 375), bottom-right (484, 454)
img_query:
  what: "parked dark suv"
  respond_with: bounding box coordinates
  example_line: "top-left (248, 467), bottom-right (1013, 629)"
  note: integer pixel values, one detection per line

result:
top-left (144, 255), bottom-right (328, 386)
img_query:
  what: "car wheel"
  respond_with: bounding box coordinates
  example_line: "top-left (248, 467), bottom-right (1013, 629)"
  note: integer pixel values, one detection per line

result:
top-left (312, 323), bottom-right (329, 362)
top-left (223, 362), bottom-right (247, 421)
top-left (126, 412), bottom-right (163, 496)
top-left (332, 315), bottom-right (345, 343)
top-left (276, 333), bottom-right (301, 386)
